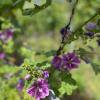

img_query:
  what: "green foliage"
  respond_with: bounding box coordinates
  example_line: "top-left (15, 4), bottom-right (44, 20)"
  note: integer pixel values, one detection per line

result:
top-left (0, 0), bottom-right (100, 100)
top-left (59, 82), bottom-right (77, 96)
top-left (23, 0), bottom-right (52, 15)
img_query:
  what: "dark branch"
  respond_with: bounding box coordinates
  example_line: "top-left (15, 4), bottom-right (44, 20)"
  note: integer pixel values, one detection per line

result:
top-left (56, 0), bottom-right (78, 55)
top-left (67, 0), bottom-right (79, 27)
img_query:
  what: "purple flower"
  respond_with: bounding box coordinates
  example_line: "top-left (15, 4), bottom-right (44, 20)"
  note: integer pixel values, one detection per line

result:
top-left (62, 52), bottom-right (80, 70)
top-left (6, 29), bottom-right (13, 39)
top-left (27, 78), bottom-right (49, 100)
top-left (16, 78), bottom-right (24, 91)
top-left (85, 32), bottom-right (94, 37)
top-left (0, 29), bottom-right (13, 42)
top-left (60, 27), bottom-right (71, 38)
top-left (60, 27), bottom-right (67, 35)
top-left (52, 56), bottom-right (62, 69)
top-left (43, 71), bottom-right (49, 78)
top-left (85, 22), bottom-right (97, 31)
top-left (0, 52), bottom-right (5, 60)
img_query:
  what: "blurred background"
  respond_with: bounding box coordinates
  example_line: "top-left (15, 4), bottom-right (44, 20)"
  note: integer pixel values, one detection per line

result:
top-left (0, 0), bottom-right (100, 100)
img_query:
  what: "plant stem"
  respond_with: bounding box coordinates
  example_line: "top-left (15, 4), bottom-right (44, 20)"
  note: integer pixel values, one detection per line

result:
top-left (56, 0), bottom-right (78, 55)
top-left (67, 0), bottom-right (79, 27)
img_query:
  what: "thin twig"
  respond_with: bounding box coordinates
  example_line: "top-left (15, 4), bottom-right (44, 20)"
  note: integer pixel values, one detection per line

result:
top-left (56, 0), bottom-right (78, 55)
top-left (67, 0), bottom-right (79, 27)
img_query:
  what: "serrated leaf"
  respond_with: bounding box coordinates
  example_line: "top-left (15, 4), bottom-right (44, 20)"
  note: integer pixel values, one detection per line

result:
top-left (60, 72), bottom-right (76, 85)
top-left (59, 82), bottom-right (77, 96)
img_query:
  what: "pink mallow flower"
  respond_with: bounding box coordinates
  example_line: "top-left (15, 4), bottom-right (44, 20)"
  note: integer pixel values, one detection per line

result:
top-left (27, 78), bottom-right (49, 100)
top-left (62, 52), bottom-right (80, 70)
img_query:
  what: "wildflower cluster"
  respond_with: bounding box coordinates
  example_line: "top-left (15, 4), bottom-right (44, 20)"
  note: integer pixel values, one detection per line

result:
top-left (16, 1), bottom-right (100, 100)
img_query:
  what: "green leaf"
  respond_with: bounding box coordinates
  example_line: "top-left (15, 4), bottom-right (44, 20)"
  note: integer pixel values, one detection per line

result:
top-left (59, 82), bottom-right (77, 96)
top-left (60, 72), bottom-right (76, 85)
top-left (22, 0), bottom-right (52, 15)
